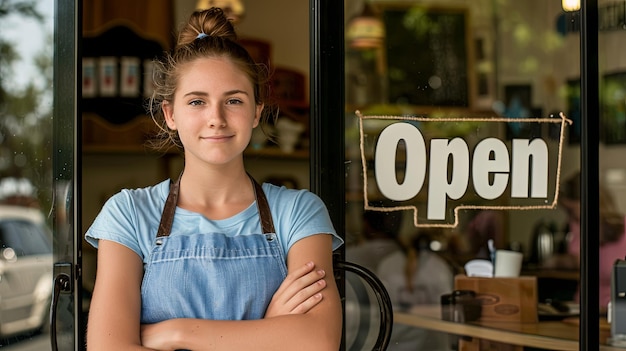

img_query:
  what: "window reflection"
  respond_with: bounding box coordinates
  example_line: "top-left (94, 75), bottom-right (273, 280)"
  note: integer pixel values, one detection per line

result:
top-left (0, 0), bottom-right (54, 348)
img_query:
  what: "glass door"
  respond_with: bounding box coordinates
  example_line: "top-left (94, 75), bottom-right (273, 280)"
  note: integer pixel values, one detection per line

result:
top-left (312, 0), bottom-right (616, 349)
top-left (0, 0), bottom-right (79, 350)
top-left (595, 0), bottom-right (626, 349)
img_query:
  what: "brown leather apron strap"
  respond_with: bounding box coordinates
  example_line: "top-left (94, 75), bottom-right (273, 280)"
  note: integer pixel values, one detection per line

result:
top-left (156, 173), bottom-right (181, 238)
top-left (251, 175), bottom-right (275, 234)
top-left (156, 173), bottom-right (275, 238)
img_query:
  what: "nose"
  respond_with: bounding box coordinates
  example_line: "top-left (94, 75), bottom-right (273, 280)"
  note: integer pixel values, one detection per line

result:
top-left (206, 105), bottom-right (227, 128)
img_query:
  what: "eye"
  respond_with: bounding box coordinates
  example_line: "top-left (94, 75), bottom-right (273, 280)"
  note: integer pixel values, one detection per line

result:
top-left (226, 98), bottom-right (243, 105)
top-left (189, 99), bottom-right (204, 106)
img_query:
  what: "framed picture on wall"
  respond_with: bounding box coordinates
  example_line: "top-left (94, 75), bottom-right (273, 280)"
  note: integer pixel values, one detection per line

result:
top-left (382, 6), bottom-right (470, 107)
top-left (473, 26), bottom-right (496, 110)
top-left (601, 72), bottom-right (626, 144)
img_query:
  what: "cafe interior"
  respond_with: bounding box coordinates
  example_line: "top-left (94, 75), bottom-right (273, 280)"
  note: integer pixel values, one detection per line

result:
top-left (74, 0), bottom-right (626, 349)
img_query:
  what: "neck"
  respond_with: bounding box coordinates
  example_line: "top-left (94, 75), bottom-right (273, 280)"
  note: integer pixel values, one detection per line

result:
top-left (175, 164), bottom-right (255, 219)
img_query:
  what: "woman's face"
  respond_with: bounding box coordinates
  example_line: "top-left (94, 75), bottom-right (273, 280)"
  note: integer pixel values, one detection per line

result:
top-left (162, 57), bottom-right (263, 167)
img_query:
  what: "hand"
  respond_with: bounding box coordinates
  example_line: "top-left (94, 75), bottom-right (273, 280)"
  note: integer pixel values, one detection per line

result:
top-left (264, 261), bottom-right (327, 318)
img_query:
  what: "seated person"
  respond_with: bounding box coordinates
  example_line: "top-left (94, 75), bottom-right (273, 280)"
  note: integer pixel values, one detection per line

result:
top-left (463, 209), bottom-right (505, 260)
top-left (546, 171), bottom-right (626, 312)
top-left (378, 229), bottom-right (454, 351)
top-left (346, 210), bottom-right (403, 273)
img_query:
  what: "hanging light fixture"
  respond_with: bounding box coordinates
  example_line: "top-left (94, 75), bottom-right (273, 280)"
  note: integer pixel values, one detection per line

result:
top-left (196, 0), bottom-right (246, 23)
top-left (562, 0), bottom-right (581, 12)
top-left (346, 2), bottom-right (385, 49)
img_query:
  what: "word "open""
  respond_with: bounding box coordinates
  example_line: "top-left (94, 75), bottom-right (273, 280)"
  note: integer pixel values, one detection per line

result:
top-left (375, 122), bottom-right (548, 220)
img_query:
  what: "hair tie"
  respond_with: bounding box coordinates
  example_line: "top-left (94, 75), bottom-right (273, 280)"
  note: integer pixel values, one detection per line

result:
top-left (196, 32), bottom-right (208, 40)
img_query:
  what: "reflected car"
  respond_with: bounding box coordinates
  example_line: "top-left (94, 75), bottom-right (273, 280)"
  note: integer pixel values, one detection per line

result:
top-left (0, 205), bottom-right (53, 338)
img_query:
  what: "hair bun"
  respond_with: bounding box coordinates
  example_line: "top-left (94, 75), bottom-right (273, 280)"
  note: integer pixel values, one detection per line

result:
top-left (177, 7), bottom-right (237, 48)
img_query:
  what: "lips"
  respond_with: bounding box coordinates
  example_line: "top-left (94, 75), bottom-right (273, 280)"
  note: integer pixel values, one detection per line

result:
top-left (201, 135), bottom-right (233, 141)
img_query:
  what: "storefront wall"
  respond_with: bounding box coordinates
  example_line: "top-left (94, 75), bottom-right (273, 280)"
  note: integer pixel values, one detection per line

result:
top-left (340, 0), bottom-right (626, 349)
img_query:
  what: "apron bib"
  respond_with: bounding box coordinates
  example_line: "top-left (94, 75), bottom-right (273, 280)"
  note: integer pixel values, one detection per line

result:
top-left (140, 174), bottom-right (287, 324)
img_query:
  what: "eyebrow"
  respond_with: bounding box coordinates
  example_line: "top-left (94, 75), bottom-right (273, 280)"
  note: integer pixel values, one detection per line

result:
top-left (183, 90), bottom-right (250, 98)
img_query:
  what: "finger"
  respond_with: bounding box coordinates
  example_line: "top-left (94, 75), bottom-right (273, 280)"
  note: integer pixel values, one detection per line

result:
top-left (271, 269), bottom-right (326, 313)
top-left (290, 277), bottom-right (327, 312)
top-left (282, 271), bottom-right (327, 311)
top-left (273, 262), bottom-right (320, 301)
top-left (291, 291), bottom-right (324, 314)
top-left (264, 265), bottom-right (326, 319)
top-left (274, 261), bottom-right (316, 294)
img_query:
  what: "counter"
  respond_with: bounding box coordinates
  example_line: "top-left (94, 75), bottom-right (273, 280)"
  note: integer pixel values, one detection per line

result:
top-left (394, 305), bottom-right (620, 351)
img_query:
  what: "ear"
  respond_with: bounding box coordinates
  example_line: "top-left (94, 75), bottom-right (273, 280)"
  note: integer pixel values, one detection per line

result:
top-left (253, 103), bottom-right (264, 128)
top-left (162, 101), bottom-right (177, 130)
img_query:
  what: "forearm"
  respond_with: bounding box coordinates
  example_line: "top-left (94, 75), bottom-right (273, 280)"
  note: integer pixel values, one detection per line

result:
top-left (87, 240), bottom-right (152, 351)
top-left (87, 290), bottom-right (155, 351)
top-left (144, 309), bottom-right (341, 351)
top-left (87, 295), bottom-right (156, 351)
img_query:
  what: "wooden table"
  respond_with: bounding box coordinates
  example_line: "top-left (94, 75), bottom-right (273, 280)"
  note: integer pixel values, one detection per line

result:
top-left (394, 305), bottom-right (621, 351)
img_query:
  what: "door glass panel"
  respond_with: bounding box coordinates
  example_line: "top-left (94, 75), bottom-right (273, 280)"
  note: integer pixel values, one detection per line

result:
top-left (599, 0), bottom-right (626, 348)
top-left (343, 1), bottom-right (593, 349)
top-left (0, 0), bottom-right (55, 349)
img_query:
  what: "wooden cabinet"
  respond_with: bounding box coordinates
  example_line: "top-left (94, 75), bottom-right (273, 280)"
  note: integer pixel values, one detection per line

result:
top-left (83, 0), bottom-right (174, 50)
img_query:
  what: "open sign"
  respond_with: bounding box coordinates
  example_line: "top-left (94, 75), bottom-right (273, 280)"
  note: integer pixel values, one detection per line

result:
top-left (357, 111), bottom-right (572, 228)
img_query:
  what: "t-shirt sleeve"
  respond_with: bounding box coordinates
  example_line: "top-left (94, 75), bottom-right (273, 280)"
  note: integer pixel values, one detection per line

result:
top-left (272, 187), bottom-right (343, 253)
top-left (84, 190), bottom-right (143, 259)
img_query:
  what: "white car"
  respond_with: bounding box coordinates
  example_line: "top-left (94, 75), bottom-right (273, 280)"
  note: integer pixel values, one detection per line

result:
top-left (0, 205), bottom-right (53, 338)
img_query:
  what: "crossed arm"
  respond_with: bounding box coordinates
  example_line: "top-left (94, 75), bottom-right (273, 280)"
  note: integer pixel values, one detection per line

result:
top-left (86, 234), bottom-right (342, 351)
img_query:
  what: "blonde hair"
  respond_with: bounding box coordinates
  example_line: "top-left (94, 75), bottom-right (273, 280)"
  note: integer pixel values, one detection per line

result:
top-left (147, 8), bottom-right (273, 151)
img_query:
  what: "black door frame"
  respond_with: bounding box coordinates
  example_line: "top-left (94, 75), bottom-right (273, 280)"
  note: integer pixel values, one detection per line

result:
top-left (580, 0), bottom-right (600, 350)
top-left (309, 0), bottom-right (345, 240)
top-left (52, 0), bottom-right (82, 350)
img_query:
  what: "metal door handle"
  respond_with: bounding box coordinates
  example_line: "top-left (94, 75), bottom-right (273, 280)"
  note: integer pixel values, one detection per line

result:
top-left (50, 263), bottom-right (73, 351)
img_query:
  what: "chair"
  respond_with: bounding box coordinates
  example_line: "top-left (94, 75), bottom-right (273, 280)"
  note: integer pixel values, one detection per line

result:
top-left (335, 260), bottom-right (394, 351)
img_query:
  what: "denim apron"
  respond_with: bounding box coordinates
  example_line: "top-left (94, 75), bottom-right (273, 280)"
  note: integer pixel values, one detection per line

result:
top-left (140, 174), bottom-right (288, 325)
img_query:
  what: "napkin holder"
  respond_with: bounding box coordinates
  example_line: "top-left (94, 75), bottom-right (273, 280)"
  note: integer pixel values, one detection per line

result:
top-left (611, 259), bottom-right (626, 340)
top-left (454, 274), bottom-right (538, 323)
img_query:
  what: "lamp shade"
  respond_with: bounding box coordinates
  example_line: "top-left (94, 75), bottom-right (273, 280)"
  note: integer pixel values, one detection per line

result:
top-left (562, 0), bottom-right (580, 11)
top-left (347, 16), bottom-right (385, 49)
top-left (346, 3), bottom-right (385, 49)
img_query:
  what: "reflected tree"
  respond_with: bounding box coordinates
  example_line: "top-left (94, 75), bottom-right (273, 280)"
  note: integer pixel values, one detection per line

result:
top-left (0, 0), bottom-right (52, 209)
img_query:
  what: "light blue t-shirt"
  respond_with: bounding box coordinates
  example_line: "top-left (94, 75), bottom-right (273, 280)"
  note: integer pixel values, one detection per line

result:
top-left (85, 179), bottom-right (343, 263)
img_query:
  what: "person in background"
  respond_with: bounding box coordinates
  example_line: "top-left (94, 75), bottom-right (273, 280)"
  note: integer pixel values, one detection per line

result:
top-left (464, 209), bottom-right (506, 259)
top-left (85, 8), bottom-right (343, 350)
top-left (548, 171), bottom-right (626, 312)
top-left (346, 209), bottom-right (403, 273)
top-left (378, 228), bottom-right (454, 351)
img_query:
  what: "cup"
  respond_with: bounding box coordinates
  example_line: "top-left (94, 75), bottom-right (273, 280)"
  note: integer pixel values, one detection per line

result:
top-left (494, 250), bottom-right (523, 277)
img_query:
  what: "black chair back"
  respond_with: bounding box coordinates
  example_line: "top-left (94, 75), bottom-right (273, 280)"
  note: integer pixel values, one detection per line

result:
top-left (336, 260), bottom-right (393, 351)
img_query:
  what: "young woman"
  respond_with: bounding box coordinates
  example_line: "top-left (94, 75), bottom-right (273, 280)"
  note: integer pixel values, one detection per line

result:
top-left (85, 8), bottom-right (343, 350)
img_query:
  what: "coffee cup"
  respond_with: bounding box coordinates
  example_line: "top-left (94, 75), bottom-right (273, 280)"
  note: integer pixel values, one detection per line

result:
top-left (494, 250), bottom-right (523, 277)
